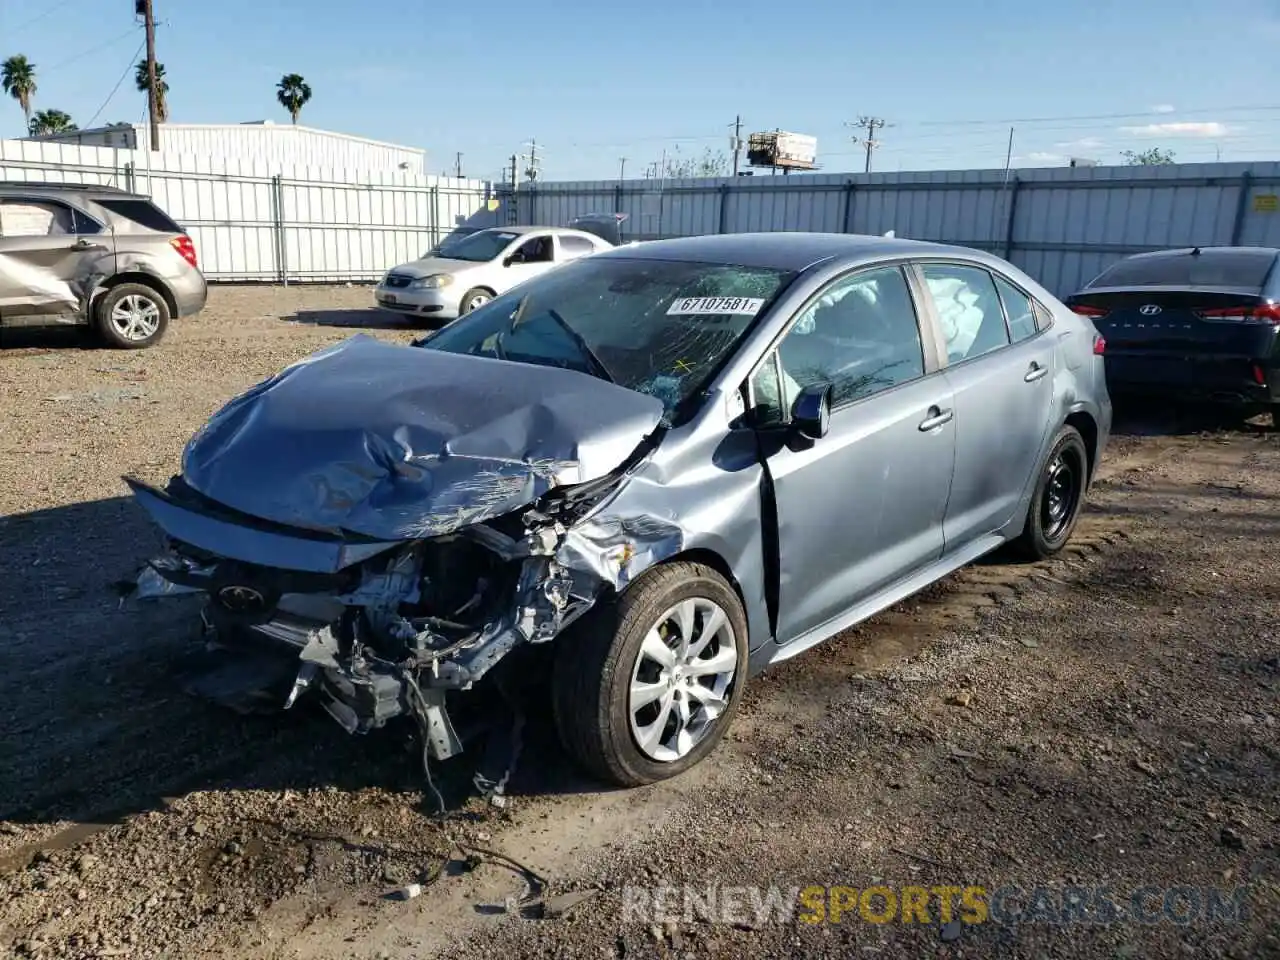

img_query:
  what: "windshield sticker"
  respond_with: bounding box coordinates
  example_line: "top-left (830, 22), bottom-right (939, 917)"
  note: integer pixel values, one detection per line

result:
top-left (666, 296), bottom-right (766, 316)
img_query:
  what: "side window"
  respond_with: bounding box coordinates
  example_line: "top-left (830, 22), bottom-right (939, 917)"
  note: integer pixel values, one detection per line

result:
top-left (992, 274), bottom-right (1038, 343)
top-left (0, 199), bottom-right (75, 237)
top-left (748, 353), bottom-right (786, 423)
top-left (558, 234), bottom-right (596, 260)
top-left (1033, 300), bottom-right (1054, 331)
top-left (918, 263), bottom-right (1012, 364)
top-left (513, 235), bottom-right (554, 263)
top-left (772, 265), bottom-right (926, 411)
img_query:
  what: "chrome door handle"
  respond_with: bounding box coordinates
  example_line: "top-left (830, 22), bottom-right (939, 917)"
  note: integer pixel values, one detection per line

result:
top-left (1024, 362), bottom-right (1048, 382)
top-left (918, 407), bottom-right (954, 431)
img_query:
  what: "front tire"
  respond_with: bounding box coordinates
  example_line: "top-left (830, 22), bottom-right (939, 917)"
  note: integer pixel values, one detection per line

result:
top-left (1013, 424), bottom-right (1089, 560)
top-left (552, 562), bottom-right (749, 787)
top-left (458, 287), bottom-right (494, 315)
top-left (94, 282), bottom-right (170, 349)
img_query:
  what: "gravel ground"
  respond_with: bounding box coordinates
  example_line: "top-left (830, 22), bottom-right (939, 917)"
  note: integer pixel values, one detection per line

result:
top-left (1, 287), bottom-right (1277, 959)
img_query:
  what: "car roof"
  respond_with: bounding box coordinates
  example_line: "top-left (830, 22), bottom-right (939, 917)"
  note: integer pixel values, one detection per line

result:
top-left (481, 225), bottom-right (602, 237)
top-left (587, 232), bottom-right (982, 271)
top-left (0, 180), bottom-right (140, 198)
top-left (1116, 245), bottom-right (1280, 262)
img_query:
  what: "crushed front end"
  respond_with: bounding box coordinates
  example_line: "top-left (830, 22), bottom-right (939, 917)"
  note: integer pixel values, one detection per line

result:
top-left (126, 472), bottom-right (615, 766)
top-left (121, 334), bottom-right (673, 795)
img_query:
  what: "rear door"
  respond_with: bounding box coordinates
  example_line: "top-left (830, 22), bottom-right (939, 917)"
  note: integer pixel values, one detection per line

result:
top-left (1069, 249), bottom-right (1280, 390)
top-left (554, 232), bottom-right (599, 263)
top-left (914, 260), bottom-right (1057, 549)
top-left (0, 196), bottom-right (111, 323)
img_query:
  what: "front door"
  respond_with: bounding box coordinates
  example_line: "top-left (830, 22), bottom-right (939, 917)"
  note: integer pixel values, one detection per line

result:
top-left (750, 264), bottom-right (957, 647)
top-left (501, 233), bottom-right (556, 288)
top-left (914, 261), bottom-right (1056, 548)
top-left (0, 197), bottom-right (110, 323)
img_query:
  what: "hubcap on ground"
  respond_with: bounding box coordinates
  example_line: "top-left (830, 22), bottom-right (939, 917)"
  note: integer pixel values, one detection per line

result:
top-left (1042, 451), bottom-right (1079, 539)
top-left (627, 597), bottom-right (738, 763)
top-left (109, 295), bottom-right (161, 341)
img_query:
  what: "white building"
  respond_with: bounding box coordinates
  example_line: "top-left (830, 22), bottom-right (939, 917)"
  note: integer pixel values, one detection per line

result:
top-left (27, 121), bottom-right (425, 173)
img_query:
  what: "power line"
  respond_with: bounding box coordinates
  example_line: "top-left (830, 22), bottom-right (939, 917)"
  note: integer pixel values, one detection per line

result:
top-left (45, 26), bottom-right (142, 71)
top-left (911, 104), bottom-right (1280, 128)
top-left (5, 0), bottom-right (80, 34)
top-left (84, 37), bottom-right (147, 129)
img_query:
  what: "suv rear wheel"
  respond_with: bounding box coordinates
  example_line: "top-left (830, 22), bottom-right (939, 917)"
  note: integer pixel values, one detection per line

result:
top-left (95, 282), bottom-right (170, 349)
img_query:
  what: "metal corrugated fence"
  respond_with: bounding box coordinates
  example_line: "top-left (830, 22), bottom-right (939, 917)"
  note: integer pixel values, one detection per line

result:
top-left (6, 138), bottom-right (1280, 296)
top-left (513, 162), bottom-right (1280, 296)
top-left (0, 139), bottom-right (492, 282)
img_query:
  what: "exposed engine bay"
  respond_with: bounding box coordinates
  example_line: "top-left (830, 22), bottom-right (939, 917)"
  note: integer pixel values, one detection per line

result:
top-left (129, 459), bottom-right (637, 769)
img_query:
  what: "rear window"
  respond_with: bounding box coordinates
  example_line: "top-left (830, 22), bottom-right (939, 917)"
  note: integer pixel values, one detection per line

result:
top-left (95, 198), bottom-right (183, 234)
top-left (1089, 250), bottom-right (1276, 289)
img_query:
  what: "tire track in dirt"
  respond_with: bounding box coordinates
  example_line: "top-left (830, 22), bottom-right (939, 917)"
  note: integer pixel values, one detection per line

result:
top-left (0, 433), bottom-right (1173, 877)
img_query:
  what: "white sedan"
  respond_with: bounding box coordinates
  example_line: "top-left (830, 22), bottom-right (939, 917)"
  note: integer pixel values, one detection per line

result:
top-left (374, 226), bottom-right (614, 322)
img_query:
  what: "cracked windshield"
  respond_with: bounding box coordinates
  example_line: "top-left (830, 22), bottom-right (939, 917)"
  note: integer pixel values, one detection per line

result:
top-left (420, 257), bottom-right (794, 420)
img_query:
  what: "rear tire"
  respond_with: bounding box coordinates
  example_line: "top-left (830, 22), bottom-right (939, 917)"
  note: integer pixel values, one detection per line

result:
top-left (94, 282), bottom-right (170, 349)
top-left (552, 562), bottom-right (749, 787)
top-left (1013, 424), bottom-right (1089, 560)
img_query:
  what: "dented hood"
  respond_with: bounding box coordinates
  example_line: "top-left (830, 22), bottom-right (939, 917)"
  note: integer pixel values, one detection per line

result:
top-left (177, 335), bottom-right (664, 541)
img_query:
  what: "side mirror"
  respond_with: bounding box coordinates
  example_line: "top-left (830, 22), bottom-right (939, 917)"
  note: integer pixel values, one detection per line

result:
top-left (502, 255), bottom-right (515, 267)
top-left (791, 383), bottom-right (832, 440)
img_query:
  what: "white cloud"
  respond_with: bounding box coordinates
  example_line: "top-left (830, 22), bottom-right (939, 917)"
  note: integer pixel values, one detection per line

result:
top-left (1013, 152), bottom-right (1067, 166)
top-left (1119, 121), bottom-right (1230, 138)
top-left (1151, 104), bottom-right (1176, 114)
top-left (1054, 136), bottom-right (1105, 152)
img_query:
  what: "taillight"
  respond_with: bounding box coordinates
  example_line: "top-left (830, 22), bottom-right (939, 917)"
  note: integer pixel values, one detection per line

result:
top-left (1071, 304), bottom-right (1110, 319)
top-left (1092, 334), bottom-right (1106, 355)
top-left (169, 234), bottom-right (198, 268)
top-left (1253, 364), bottom-right (1267, 386)
top-left (1195, 303), bottom-right (1280, 324)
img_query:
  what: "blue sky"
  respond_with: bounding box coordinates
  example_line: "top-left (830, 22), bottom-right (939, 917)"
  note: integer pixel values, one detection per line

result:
top-left (2, 0), bottom-right (1279, 181)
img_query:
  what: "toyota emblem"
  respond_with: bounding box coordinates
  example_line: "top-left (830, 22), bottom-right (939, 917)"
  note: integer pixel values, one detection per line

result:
top-left (1138, 304), bottom-right (1162, 316)
top-left (217, 584), bottom-right (266, 612)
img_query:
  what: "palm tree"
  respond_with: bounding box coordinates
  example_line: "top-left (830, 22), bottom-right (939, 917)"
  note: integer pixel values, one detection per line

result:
top-left (28, 109), bottom-right (76, 136)
top-left (2, 55), bottom-right (37, 127)
top-left (134, 60), bottom-right (169, 122)
top-left (276, 73), bottom-right (312, 125)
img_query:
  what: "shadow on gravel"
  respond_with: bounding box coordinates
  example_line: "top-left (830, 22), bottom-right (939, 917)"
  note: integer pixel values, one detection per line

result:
top-left (1110, 396), bottom-right (1277, 436)
top-left (0, 326), bottom-right (93, 351)
top-left (284, 308), bottom-right (429, 330)
top-left (0, 495), bottom-right (608, 838)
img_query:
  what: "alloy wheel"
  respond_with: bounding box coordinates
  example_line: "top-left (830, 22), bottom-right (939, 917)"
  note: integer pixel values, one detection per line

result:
top-left (627, 597), bottom-right (738, 763)
top-left (108, 294), bottom-right (162, 342)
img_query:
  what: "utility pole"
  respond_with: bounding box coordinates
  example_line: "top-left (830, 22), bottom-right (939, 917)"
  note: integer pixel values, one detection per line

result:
top-left (522, 140), bottom-right (541, 182)
top-left (846, 116), bottom-right (888, 173)
top-left (730, 114), bottom-right (743, 177)
top-left (619, 157), bottom-right (627, 181)
top-left (142, 0), bottom-right (160, 151)
top-left (509, 154), bottom-right (518, 188)
top-left (454, 152), bottom-right (462, 178)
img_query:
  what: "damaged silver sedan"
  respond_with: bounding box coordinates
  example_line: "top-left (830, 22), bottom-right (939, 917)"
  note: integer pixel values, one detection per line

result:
top-left (127, 233), bottom-right (1111, 787)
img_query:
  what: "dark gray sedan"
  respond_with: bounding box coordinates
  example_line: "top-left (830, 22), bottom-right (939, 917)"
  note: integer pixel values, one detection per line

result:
top-left (126, 233), bottom-right (1111, 789)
